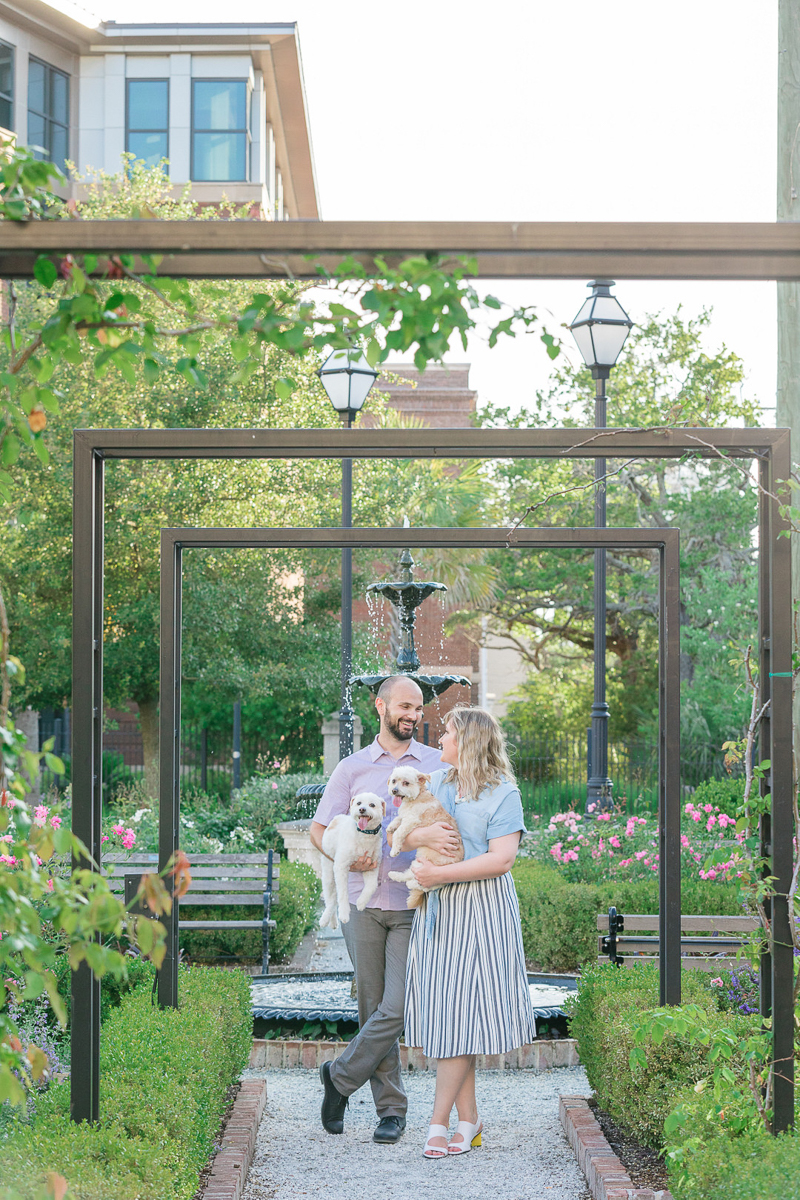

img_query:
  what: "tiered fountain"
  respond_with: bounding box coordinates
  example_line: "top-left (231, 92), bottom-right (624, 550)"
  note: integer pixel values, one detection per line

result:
top-left (350, 547), bottom-right (470, 705)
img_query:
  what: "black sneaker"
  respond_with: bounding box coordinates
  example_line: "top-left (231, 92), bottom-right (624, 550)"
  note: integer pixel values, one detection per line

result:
top-left (320, 1061), bottom-right (348, 1134)
top-left (373, 1115), bottom-right (406, 1144)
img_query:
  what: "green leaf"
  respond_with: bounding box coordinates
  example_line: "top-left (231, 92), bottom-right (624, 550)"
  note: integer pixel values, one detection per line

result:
top-left (1, 433), bottom-right (20, 466)
top-left (33, 256), bottom-right (58, 289)
top-left (32, 437), bottom-right (49, 465)
top-left (275, 378), bottom-right (294, 401)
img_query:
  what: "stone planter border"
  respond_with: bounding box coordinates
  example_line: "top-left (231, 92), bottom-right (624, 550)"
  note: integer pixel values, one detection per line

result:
top-left (200, 1078), bottom-right (267, 1200)
top-left (559, 1096), bottom-right (674, 1200)
top-left (249, 1037), bottom-right (579, 1071)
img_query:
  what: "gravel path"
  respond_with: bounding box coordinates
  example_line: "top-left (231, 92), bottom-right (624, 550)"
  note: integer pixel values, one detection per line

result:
top-left (240, 1066), bottom-right (591, 1200)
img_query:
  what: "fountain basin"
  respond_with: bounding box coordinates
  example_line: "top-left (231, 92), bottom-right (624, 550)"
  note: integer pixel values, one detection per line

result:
top-left (251, 969), bottom-right (576, 1031)
top-left (350, 671), bottom-right (470, 706)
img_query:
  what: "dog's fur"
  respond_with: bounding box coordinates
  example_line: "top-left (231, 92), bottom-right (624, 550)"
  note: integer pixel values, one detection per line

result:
top-left (386, 766), bottom-right (464, 908)
top-left (319, 792), bottom-right (385, 928)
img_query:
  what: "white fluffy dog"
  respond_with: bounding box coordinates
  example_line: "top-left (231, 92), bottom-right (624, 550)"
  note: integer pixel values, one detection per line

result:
top-left (386, 765), bottom-right (464, 907)
top-left (319, 792), bottom-right (385, 928)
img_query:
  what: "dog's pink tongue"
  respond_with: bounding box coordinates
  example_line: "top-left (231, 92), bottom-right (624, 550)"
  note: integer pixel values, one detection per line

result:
top-left (357, 816), bottom-right (369, 830)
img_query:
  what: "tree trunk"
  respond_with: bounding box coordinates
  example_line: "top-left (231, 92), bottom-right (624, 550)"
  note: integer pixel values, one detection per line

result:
top-left (138, 696), bottom-right (159, 802)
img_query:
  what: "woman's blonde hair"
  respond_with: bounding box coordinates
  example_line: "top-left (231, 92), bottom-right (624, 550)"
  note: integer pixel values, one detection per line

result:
top-left (444, 706), bottom-right (515, 801)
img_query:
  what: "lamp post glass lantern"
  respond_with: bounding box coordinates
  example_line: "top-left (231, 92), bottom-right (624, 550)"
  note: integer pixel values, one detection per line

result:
top-left (569, 281), bottom-right (633, 812)
top-left (317, 349), bottom-right (378, 758)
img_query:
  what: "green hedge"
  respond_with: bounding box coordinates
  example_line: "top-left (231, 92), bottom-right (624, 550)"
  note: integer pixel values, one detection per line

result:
top-left (179, 858), bottom-right (321, 964)
top-left (512, 861), bottom-right (743, 973)
top-left (567, 962), bottom-right (745, 1148)
top-left (668, 1127), bottom-right (800, 1200)
top-left (0, 966), bottom-right (251, 1200)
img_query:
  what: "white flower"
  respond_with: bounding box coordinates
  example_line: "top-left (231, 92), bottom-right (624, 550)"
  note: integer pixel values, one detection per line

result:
top-left (132, 808), bottom-right (151, 823)
top-left (230, 825), bottom-right (255, 845)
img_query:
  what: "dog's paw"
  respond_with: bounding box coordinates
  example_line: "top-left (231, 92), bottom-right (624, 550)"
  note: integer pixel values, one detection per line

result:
top-left (338, 908), bottom-right (350, 924)
top-left (389, 847), bottom-right (399, 857)
top-left (387, 870), bottom-right (404, 882)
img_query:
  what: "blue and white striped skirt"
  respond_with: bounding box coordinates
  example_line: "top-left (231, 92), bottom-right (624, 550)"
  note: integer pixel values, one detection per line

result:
top-left (404, 873), bottom-right (536, 1058)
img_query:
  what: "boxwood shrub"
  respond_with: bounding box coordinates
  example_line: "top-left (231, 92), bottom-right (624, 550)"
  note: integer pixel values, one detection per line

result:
top-left (512, 861), bottom-right (743, 973)
top-left (668, 1127), bottom-right (800, 1200)
top-left (179, 858), bottom-right (321, 964)
top-left (0, 965), bottom-right (251, 1200)
top-left (567, 961), bottom-right (755, 1150)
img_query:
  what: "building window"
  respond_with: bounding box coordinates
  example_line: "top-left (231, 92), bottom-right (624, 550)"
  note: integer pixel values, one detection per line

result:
top-left (28, 57), bottom-right (69, 170)
top-left (191, 79), bottom-right (249, 182)
top-left (0, 42), bottom-right (14, 132)
top-left (126, 79), bottom-right (169, 168)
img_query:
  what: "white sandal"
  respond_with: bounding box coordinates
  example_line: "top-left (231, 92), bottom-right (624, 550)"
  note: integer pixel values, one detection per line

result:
top-left (448, 1117), bottom-right (482, 1154)
top-left (422, 1123), bottom-right (450, 1159)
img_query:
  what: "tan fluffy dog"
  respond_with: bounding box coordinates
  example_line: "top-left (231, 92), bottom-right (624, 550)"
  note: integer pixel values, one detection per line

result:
top-left (386, 765), bottom-right (464, 908)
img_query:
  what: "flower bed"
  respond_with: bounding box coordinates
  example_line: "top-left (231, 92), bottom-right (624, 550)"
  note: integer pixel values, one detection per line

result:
top-left (0, 965), bottom-right (251, 1200)
top-left (523, 798), bottom-right (743, 886)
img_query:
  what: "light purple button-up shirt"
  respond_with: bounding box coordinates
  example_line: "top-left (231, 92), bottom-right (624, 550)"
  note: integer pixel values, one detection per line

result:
top-left (313, 736), bottom-right (444, 911)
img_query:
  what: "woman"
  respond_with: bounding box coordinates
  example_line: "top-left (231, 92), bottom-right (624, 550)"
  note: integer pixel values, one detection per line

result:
top-left (403, 706), bottom-right (535, 1159)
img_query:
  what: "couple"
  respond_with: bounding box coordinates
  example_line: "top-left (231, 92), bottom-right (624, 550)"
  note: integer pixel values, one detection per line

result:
top-left (309, 675), bottom-right (535, 1158)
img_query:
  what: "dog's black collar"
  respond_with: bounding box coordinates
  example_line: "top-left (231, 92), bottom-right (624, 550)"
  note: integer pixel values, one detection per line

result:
top-left (356, 824), bottom-right (382, 835)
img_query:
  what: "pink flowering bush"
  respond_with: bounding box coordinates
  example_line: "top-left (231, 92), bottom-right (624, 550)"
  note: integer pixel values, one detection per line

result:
top-left (524, 797), bottom-right (745, 888)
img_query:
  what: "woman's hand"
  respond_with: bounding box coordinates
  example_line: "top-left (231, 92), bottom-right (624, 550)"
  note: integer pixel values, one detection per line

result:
top-left (411, 858), bottom-right (444, 889)
top-left (402, 821), bottom-right (460, 858)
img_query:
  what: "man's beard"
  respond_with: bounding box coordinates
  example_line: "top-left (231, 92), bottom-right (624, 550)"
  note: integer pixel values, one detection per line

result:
top-left (384, 712), bottom-right (418, 742)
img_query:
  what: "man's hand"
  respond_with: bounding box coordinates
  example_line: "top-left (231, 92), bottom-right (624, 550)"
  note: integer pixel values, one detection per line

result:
top-left (415, 821), bottom-right (461, 859)
top-left (349, 853), bottom-right (376, 873)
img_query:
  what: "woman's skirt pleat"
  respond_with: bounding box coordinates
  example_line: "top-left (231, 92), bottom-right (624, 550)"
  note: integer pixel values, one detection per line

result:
top-left (404, 872), bottom-right (536, 1058)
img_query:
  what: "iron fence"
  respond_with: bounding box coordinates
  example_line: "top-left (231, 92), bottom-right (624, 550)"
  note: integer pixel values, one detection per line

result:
top-left (508, 730), bottom-right (738, 819)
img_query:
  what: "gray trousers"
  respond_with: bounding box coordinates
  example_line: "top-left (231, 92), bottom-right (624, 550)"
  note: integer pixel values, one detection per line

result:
top-left (329, 906), bottom-right (414, 1118)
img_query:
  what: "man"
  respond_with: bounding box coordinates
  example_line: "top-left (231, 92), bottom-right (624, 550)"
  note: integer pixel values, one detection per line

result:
top-left (310, 675), bottom-right (459, 1144)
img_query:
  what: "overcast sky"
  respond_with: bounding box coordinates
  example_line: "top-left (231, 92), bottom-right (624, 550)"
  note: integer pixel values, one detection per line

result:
top-left (88, 0), bottom-right (778, 418)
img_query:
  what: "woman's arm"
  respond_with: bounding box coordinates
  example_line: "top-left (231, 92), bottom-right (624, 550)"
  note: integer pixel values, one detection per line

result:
top-left (387, 822), bottom-right (461, 857)
top-left (410, 832), bottom-right (521, 887)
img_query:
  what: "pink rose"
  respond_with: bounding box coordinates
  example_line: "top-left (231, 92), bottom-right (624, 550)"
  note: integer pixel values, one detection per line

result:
top-left (50, 815), bottom-right (62, 830)
top-left (272, 782), bottom-right (278, 790)
top-left (47, 878), bottom-right (54, 891)
top-left (122, 829), bottom-right (136, 850)
top-left (610, 836), bottom-right (621, 849)
top-left (710, 977), bottom-right (723, 987)
top-left (111, 824), bottom-right (124, 836)
top-left (34, 805), bottom-right (48, 827)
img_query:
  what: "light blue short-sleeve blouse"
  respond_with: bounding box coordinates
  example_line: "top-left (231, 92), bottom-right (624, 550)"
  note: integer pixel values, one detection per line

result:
top-left (429, 769), bottom-right (526, 859)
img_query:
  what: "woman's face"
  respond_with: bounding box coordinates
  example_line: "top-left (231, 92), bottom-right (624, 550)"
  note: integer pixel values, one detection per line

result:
top-left (439, 722), bottom-right (459, 768)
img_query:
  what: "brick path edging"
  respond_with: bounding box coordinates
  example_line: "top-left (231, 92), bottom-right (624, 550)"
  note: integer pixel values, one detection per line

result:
top-left (249, 1037), bottom-right (579, 1070)
top-left (559, 1096), bottom-right (675, 1200)
top-left (200, 1078), bottom-right (267, 1200)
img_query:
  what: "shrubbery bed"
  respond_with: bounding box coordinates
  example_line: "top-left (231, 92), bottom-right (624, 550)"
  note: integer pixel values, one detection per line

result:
top-left (568, 962), bottom-right (800, 1199)
top-left (0, 965), bottom-right (251, 1200)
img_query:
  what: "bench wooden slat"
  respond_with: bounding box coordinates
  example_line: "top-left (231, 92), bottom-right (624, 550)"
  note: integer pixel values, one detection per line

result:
top-left (612, 936), bottom-right (748, 952)
top-left (176, 894), bottom-right (275, 905)
top-left (623, 956), bottom-right (743, 972)
top-left (104, 852), bottom-right (275, 864)
top-left (107, 878), bottom-right (276, 894)
top-left (179, 920), bottom-right (277, 930)
top-left (595, 913), bottom-right (758, 933)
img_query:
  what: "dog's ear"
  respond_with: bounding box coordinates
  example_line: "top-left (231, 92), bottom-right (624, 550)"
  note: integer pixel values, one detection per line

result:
top-left (418, 773), bottom-right (431, 786)
top-left (381, 799), bottom-right (386, 816)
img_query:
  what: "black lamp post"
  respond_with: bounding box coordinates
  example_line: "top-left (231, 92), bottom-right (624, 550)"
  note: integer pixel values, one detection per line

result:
top-left (568, 280), bottom-right (633, 811)
top-left (317, 348), bottom-right (378, 759)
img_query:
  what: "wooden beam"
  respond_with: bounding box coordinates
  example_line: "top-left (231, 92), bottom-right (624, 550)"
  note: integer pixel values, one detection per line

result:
top-left (5, 220), bottom-right (800, 279)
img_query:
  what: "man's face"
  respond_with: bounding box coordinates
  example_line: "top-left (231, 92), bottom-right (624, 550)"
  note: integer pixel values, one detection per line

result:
top-left (377, 682), bottom-right (424, 742)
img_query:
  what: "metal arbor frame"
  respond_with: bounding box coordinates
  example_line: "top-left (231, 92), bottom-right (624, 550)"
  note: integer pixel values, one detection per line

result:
top-left (71, 425), bottom-right (791, 1132)
top-left (158, 525), bottom-right (680, 1016)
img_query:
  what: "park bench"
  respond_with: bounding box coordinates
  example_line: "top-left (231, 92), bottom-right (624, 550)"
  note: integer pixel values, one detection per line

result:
top-left (104, 851), bottom-right (279, 973)
top-left (598, 906), bottom-right (759, 971)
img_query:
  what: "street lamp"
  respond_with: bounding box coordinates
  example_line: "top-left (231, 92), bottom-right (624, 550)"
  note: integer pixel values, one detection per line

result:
top-left (317, 348), bottom-right (379, 759)
top-left (568, 280), bottom-right (633, 812)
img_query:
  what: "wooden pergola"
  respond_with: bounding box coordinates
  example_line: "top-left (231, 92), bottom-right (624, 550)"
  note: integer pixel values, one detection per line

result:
top-left (0, 218), bottom-right (792, 1130)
